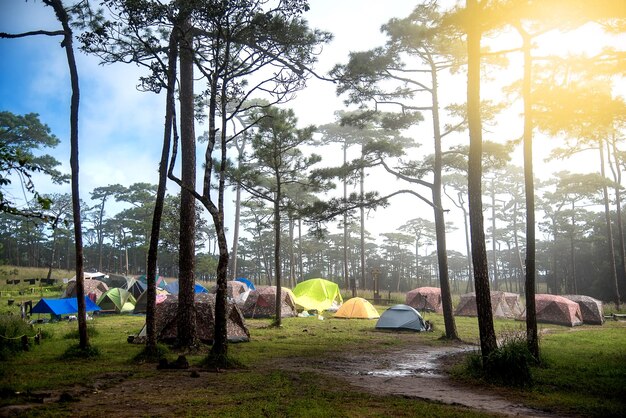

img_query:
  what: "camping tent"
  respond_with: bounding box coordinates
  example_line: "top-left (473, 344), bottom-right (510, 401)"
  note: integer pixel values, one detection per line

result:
top-left (236, 277), bottom-right (256, 290)
top-left (133, 293), bottom-right (250, 344)
top-left (209, 280), bottom-right (250, 306)
top-left (133, 290), bottom-right (169, 314)
top-left (242, 286), bottom-right (297, 318)
top-left (136, 274), bottom-right (168, 290)
top-left (334, 297), bottom-right (379, 319)
top-left (375, 304), bottom-right (427, 331)
top-left (97, 288), bottom-right (136, 313)
top-left (100, 274), bottom-right (129, 289)
top-left (292, 278), bottom-right (343, 312)
top-left (455, 291), bottom-right (521, 319)
top-left (405, 287), bottom-right (443, 313)
top-left (126, 278), bottom-right (147, 298)
top-left (563, 295), bottom-right (604, 325)
top-left (32, 297), bottom-right (101, 317)
top-left (62, 278), bottom-right (109, 300)
top-left (519, 294), bottom-right (583, 327)
top-left (164, 280), bottom-right (209, 295)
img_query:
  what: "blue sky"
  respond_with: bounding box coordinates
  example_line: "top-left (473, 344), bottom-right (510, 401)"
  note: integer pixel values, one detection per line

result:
top-left (0, 0), bottom-right (429, 245)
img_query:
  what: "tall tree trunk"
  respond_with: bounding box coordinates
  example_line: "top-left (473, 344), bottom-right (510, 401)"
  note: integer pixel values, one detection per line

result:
top-left (210, 37), bottom-right (233, 360)
top-left (342, 140), bottom-right (351, 293)
top-left (146, 30), bottom-right (178, 352)
top-left (230, 181), bottom-right (242, 280)
top-left (431, 64), bottom-right (458, 340)
top-left (569, 202), bottom-right (577, 294)
top-left (360, 149), bottom-right (366, 291)
top-left (274, 181), bottom-right (283, 325)
top-left (467, 0), bottom-right (497, 362)
top-left (47, 0), bottom-right (88, 349)
top-left (608, 136), bottom-right (625, 310)
top-left (599, 142), bottom-right (621, 310)
top-left (512, 200), bottom-right (524, 293)
top-left (298, 218), bottom-right (303, 283)
top-left (491, 179), bottom-right (498, 290)
top-left (177, 19), bottom-right (197, 348)
top-left (519, 27), bottom-right (539, 360)
top-left (460, 195), bottom-right (473, 293)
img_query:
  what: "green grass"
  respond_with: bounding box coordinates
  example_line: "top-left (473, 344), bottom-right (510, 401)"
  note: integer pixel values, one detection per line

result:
top-left (1, 267), bottom-right (625, 416)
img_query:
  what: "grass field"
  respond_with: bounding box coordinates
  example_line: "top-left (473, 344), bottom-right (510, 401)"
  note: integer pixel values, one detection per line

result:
top-left (1, 267), bottom-right (625, 417)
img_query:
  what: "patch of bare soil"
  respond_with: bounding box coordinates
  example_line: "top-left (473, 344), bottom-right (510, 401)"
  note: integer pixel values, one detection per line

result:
top-left (279, 343), bottom-right (567, 418)
top-left (1, 343), bottom-right (568, 418)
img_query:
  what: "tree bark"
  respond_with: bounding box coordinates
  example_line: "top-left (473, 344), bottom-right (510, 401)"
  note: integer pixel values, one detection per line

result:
top-left (599, 142), bottom-right (621, 310)
top-left (46, 0), bottom-right (88, 349)
top-left (177, 19), bottom-right (197, 348)
top-left (520, 28), bottom-right (539, 359)
top-left (146, 29), bottom-right (178, 352)
top-left (431, 64), bottom-right (458, 340)
top-left (467, 0), bottom-right (497, 362)
top-left (274, 178), bottom-right (283, 325)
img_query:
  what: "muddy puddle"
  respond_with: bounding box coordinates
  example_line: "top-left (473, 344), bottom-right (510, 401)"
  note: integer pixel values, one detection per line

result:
top-left (355, 345), bottom-right (474, 378)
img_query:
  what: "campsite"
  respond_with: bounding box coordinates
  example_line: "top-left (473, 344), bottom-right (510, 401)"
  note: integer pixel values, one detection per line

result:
top-left (1, 1), bottom-right (625, 417)
top-left (1, 271), bottom-right (625, 417)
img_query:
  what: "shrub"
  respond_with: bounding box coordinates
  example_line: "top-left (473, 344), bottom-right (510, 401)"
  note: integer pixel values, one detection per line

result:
top-left (0, 314), bottom-right (35, 360)
top-left (61, 344), bottom-right (101, 359)
top-left (464, 328), bottom-right (537, 388)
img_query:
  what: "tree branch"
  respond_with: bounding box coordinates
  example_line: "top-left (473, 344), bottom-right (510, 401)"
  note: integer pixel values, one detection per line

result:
top-left (0, 30), bottom-right (65, 39)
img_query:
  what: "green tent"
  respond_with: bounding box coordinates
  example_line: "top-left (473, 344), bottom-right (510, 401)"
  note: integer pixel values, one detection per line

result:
top-left (97, 288), bottom-right (136, 313)
top-left (292, 278), bottom-right (343, 312)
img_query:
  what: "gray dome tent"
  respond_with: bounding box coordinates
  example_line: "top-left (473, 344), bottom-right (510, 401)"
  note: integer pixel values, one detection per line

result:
top-left (375, 304), bottom-right (428, 331)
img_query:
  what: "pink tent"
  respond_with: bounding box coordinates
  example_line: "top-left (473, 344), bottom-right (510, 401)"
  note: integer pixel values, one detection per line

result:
top-left (405, 287), bottom-right (442, 313)
top-left (519, 294), bottom-right (583, 327)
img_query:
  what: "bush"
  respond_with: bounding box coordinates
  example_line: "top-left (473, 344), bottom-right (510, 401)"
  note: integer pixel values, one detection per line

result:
top-left (0, 314), bottom-right (35, 360)
top-left (61, 344), bottom-right (101, 359)
top-left (464, 328), bottom-right (537, 388)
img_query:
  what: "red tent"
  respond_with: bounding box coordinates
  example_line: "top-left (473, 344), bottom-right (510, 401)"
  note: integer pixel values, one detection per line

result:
top-left (405, 287), bottom-right (442, 313)
top-left (519, 294), bottom-right (583, 327)
top-left (242, 286), bottom-right (297, 318)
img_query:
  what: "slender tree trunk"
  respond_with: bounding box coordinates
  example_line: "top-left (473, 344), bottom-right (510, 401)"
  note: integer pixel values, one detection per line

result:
top-left (461, 197), bottom-right (474, 293)
top-left (177, 19), bottom-right (197, 348)
top-left (599, 142), bottom-right (621, 310)
top-left (360, 149), bottom-right (366, 291)
top-left (298, 218), bottom-right (303, 283)
top-left (210, 39), bottom-right (233, 360)
top-left (467, 0), bottom-right (497, 361)
top-left (519, 27), bottom-right (539, 360)
top-left (230, 181), bottom-right (242, 280)
top-left (491, 179), bottom-right (499, 290)
top-left (289, 217), bottom-right (295, 289)
top-left (608, 137), bottom-right (626, 309)
top-left (146, 29), bottom-right (178, 352)
top-left (569, 202), bottom-right (577, 294)
top-left (512, 200), bottom-right (525, 293)
top-left (431, 64), bottom-right (458, 340)
top-left (274, 182), bottom-right (283, 325)
top-left (46, 0), bottom-right (88, 349)
top-left (342, 141), bottom-right (351, 293)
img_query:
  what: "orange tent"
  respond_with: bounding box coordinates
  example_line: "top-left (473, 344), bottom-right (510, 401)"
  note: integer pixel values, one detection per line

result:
top-left (334, 297), bottom-right (380, 319)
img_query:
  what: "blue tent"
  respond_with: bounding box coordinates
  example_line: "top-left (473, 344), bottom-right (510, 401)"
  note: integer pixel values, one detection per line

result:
top-left (236, 277), bottom-right (255, 290)
top-left (32, 297), bottom-right (101, 316)
top-left (164, 281), bottom-right (208, 295)
top-left (375, 304), bottom-right (427, 332)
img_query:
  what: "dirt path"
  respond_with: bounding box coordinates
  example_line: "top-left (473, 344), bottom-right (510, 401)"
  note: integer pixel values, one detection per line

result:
top-left (284, 344), bottom-right (565, 418)
top-left (1, 343), bottom-right (567, 418)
